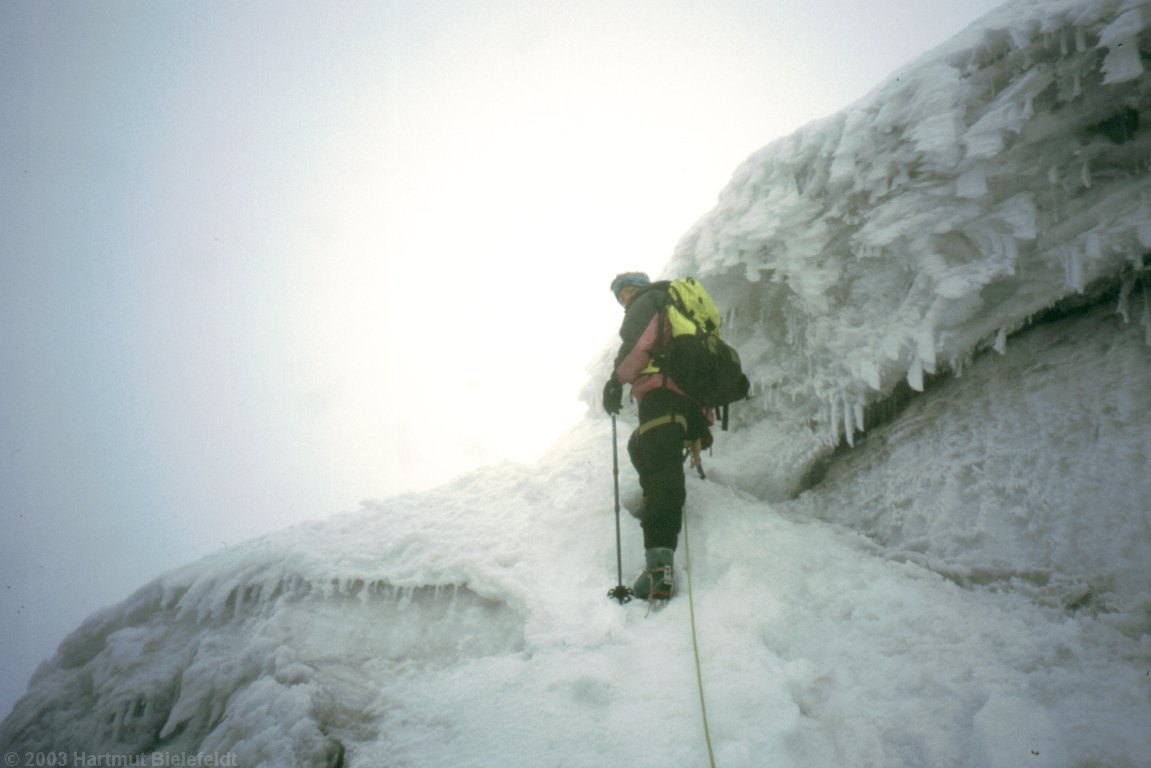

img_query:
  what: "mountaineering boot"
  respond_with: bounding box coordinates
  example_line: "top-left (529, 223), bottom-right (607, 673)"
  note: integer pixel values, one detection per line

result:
top-left (632, 547), bottom-right (675, 602)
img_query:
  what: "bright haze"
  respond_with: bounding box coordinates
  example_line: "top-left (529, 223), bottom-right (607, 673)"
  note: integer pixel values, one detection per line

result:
top-left (0, 0), bottom-right (1003, 717)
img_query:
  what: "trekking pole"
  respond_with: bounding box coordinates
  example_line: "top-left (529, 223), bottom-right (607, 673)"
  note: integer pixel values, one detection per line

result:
top-left (607, 415), bottom-right (633, 604)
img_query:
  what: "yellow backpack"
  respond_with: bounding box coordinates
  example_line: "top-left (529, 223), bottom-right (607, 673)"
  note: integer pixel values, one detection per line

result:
top-left (658, 278), bottom-right (750, 421)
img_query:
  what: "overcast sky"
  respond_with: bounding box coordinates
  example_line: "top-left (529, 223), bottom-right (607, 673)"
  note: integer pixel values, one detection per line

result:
top-left (1, 0), bottom-right (1005, 718)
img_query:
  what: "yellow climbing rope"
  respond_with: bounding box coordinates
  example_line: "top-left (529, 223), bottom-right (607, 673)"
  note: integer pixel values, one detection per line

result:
top-left (683, 503), bottom-right (717, 768)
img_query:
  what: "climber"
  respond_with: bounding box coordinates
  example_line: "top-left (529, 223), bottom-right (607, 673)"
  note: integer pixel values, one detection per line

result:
top-left (603, 271), bottom-right (713, 601)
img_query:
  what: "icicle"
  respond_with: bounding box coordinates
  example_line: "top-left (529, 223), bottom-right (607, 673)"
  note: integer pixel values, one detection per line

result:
top-left (842, 394), bottom-right (855, 447)
top-left (1080, 159), bottom-right (1091, 189)
top-left (994, 327), bottom-right (1007, 354)
top-left (1118, 271), bottom-right (1135, 322)
top-left (917, 326), bottom-right (936, 374)
top-left (829, 396), bottom-right (841, 444)
top-left (1085, 231), bottom-right (1103, 260)
top-left (1064, 245), bottom-right (1085, 292)
top-left (908, 358), bottom-right (925, 392)
top-left (1003, 236), bottom-right (1018, 271)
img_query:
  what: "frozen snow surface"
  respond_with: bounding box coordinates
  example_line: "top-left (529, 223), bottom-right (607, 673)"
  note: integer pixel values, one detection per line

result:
top-left (4, 0), bottom-right (1151, 765)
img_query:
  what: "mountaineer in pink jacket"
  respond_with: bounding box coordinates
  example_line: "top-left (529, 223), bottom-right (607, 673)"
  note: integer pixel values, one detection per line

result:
top-left (603, 272), bottom-right (712, 602)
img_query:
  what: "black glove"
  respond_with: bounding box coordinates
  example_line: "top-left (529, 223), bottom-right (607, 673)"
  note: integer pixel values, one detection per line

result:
top-left (698, 425), bottom-right (714, 451)
top-left (602, 378), bottom-right (623, 415)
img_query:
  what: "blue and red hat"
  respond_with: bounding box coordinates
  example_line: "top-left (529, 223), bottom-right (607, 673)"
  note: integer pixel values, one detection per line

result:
top-left (610, 272), bottom-right (650, 299)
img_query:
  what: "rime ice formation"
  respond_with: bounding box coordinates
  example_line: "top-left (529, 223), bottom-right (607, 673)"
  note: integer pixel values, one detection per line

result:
top-left (665, 0), bottom-right (1151, 497)
top-left (3, 0), bottom-right (1150, 766)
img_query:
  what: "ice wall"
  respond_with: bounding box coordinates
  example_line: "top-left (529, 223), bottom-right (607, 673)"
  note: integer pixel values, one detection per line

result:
top-left (664, 0), bottom-right (1151, 498)
top-left (785, 296), bottom-right (1151, 621)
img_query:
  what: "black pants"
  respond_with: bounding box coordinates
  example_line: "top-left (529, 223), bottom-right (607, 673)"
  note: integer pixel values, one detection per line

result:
top-left (627, 388), bottom-right (704, 551)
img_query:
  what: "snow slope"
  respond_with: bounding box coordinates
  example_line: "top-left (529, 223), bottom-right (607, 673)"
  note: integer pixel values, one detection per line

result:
top-left (3, 0), bottom-right (1150, 765)
top-left (1, 310), bottom-right (1148, 766)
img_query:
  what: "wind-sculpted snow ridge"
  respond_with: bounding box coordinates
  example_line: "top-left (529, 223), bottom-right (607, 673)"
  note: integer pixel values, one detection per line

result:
top-left (0, 435), bottom-right (627, 764)
top-left (664, 0), bottom-right (1151, 499)
top-left (0, 458), bottom-right (561, 763)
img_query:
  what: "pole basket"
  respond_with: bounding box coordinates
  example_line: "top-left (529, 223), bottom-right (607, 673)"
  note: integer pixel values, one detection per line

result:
top-left (608, 584), bottom-right (633, 604)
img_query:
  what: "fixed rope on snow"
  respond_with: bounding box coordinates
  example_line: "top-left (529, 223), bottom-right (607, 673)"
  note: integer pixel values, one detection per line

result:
top-left (683, 502), bottom-right (717, 768)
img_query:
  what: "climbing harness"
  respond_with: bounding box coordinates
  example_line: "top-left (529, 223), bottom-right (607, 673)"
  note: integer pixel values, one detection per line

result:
top-left (634, 412), bottom-right (688, 437)
top-left (683, 502), bottom-right (717, 768)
